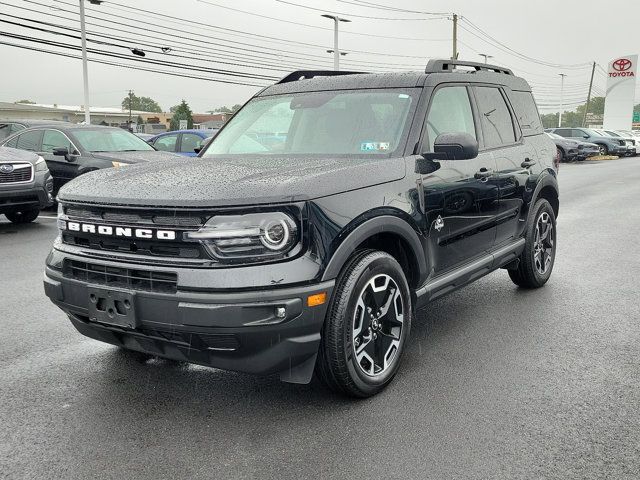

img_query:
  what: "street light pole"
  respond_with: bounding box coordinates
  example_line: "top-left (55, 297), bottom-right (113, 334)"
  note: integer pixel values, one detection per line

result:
top-left (558, 73), bottom-right (566, 128)
top-left (321, 14), bottom-right (351, 71)
top-left (79, 0), bottom-right (91, 124)
top-left (479, 53), bottom-right (493, 64)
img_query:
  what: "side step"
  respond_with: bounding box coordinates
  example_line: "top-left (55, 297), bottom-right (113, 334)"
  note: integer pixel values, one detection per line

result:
top-left (414, 239), bottom-right (525, 308)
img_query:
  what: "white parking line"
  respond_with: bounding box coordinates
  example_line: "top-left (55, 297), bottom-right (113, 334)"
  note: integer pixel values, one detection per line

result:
top-left (38, 215), bottom-right (58, 219)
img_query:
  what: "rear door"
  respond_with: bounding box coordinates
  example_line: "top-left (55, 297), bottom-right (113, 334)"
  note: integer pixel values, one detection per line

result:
top-left (419, 84), bottom-right (500, 274)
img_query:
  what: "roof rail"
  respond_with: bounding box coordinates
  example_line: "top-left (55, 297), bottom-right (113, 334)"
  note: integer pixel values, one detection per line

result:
top-left (425, 59), bottom-right (513, 75)
top-left (276, 70), bottom-right (367, 84)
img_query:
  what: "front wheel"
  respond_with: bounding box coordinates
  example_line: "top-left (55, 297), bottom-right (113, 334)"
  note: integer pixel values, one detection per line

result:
top-left (316, 250), bottom-right (412, 397)
top-left (5, 208), bottom-right (40, 224)
top-left (509, 199), bottom-right (557, 288)
top-left (598, 144), bottom-right (608, 156)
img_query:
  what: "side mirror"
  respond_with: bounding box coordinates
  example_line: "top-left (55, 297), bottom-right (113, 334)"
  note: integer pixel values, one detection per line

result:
top-left (415, 157), bottom-right (441, 175)
top-left (52, 147), bottom-right (69, 157)
top-left (583, 135), bottom-right (589, 139)
top-left (193, 147), bottom-right (202, 154)
top-left (421, 132), bottom-right (478, 162)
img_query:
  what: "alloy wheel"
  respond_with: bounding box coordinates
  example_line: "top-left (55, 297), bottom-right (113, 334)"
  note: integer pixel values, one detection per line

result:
top-left (533, 212), bottom-right (554, 275)
top-left (352, 274), bottom-right (404, 377)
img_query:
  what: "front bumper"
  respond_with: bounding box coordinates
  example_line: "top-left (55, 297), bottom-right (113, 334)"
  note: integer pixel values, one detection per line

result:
top-left (0, 170), bottom-right (53, 213)
top-left (43, 257), bottom-right (334, 384)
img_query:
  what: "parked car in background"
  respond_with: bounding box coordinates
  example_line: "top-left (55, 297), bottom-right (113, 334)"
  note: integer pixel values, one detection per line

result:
top-left (0, 146), bottom-right (53, 223)
top-left (0, 119), bottom-right (72, 141)
top-left (1, 125), bottom-right (181, 195)
top-left (547, 127), bottom-right (627, 156)
top-left (545, 132), bottom-right (598, 161)
top-left (148, 129), bottom-right (219, 156)
top-left (603, 130), bottom-right (637, 156)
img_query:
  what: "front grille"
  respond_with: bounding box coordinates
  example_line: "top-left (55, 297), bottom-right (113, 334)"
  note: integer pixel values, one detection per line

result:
top-left (61, 204), bottom-right (211, 260)
top-left (0, 163), bottom-right (33, 184)
top-left (63, 259), bottom-right (178, 293)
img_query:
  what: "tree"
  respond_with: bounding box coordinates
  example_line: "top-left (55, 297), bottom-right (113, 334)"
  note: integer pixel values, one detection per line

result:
top-left (121, 93), bottom-right (162, 113)
top-left (169, 100), bottom-right (193, 130)
top-left (634, 103), bottom-right (640, 115)
top-left (15, 99), bottom-right (36, 104)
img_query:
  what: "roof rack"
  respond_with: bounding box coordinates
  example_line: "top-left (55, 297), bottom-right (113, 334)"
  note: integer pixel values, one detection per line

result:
top-left (276, 70), bottom-right (367, 84)
top-left (425, 59), bottom-right (513, 75)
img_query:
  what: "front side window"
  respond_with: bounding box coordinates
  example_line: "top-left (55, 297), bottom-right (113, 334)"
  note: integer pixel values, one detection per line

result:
top-left (42, 130), bottom-right (73, 153)
top-left (180, 133), bottom-right (205, 153)
top-left (474, 86), bottom-right (517, 148)
top-left (154, 134), bottom-right (178, 152)
top-left (425, 86), bottom-right (476, 151)
top-left (72, 129), bottom-right (154, 152)
top-left (204, 89), bottom-right (416, 157)
top-left (572, 129), bottom-right (588, 138)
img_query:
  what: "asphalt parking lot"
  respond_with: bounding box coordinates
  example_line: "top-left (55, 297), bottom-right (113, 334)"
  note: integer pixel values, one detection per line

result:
top-left (1, 158), bottom-right (639, 480)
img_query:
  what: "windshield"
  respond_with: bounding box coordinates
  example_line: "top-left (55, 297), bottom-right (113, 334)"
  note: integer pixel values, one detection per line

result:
top-left (72, 129), bottom-right (155, 152)
top-left (203, 89), bottom-right (416, 157)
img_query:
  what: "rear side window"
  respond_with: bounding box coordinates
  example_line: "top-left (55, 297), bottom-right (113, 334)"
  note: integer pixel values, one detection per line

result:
top-left (554, 129), bottom-right (571, 137)
top-left (425, 86), bottom-right (476, 151)
top-left (474, 86), bottom-right (516, 148)
top-left (0, 123), bottom-right (25, 141)
top-left (509, 91), bottom-right (542, 136)
top-left (154, 134), bottom-right (178, 152)
top-left (9, 130), bottom-right (42, 151)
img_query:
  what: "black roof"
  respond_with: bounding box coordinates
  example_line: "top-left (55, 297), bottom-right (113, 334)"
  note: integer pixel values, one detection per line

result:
top-left (258, 59), bottom-right (531, 96)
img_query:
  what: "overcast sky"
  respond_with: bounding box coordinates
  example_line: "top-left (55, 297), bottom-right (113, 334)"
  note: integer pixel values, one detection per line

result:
top-left (1, 0), bottom-right (638, 113)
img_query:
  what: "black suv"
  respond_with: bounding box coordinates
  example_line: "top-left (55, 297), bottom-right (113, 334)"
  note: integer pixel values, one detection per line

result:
top-left (44, 60), bottom-right (559, 397)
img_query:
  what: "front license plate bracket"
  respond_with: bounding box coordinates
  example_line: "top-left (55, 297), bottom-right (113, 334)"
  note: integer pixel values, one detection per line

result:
top-left (87, 287), bottom-right (137, 329)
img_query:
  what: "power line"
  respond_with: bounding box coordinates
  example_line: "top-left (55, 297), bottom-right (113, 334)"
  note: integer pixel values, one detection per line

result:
top-left (274, 0), bottom-right (449, 21)
top-left (336, 0), bottom-right (450, 15)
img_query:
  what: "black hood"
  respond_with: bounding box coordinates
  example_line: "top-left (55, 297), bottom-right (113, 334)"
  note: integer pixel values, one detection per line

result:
top-left (89, 150), bottom-right (182, 163)
top-left (0, 146), bottom-right (39, 164)
top-left (58, 155), bottom-right (406, 207)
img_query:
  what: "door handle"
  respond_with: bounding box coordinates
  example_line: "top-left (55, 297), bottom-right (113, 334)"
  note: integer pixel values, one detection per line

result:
top-left (521, 158), bottom-right (536, 168)
top-left (474, 168), bottom-right (493, 179)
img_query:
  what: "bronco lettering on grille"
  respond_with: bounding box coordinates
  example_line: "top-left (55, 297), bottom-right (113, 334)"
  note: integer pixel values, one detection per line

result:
top-left (64, 221), bottom-right (177, 240)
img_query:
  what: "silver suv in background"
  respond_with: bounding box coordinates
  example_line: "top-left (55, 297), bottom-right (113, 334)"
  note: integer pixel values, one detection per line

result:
top-left (547, 127), bottom-right (627, 156)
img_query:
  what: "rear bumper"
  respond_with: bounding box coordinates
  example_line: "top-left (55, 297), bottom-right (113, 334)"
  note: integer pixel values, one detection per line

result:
top-left (43, 264), bottom-right (334, 384)
top-left (0, 171), bottom-right (53, 213)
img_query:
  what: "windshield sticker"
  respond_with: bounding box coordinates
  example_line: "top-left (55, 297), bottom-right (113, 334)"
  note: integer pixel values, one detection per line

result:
top-left (361, 142), bottom-right (390, 152)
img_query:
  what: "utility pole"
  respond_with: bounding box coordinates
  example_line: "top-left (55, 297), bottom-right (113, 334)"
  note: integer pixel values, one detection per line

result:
top-left (582, 62), bottom-right (596, 127)
top-left (127, 90), bottom-right (133, 130)
top-left (321, 14), bottom-right (351, 71)
top-left (479, 53), bottom-right (493, 64)
top-left (558, 73), bottom-right (566, 128)
top-left (451, 14), bottom-right (458, 60)
top-left (79, 0), bottom-right (91, 124)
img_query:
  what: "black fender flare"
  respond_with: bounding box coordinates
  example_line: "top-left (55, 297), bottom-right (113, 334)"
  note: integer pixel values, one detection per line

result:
top-left (527, 170), bottom-right (559, 218)
top-left (321, 215), bottom-right (428, 285)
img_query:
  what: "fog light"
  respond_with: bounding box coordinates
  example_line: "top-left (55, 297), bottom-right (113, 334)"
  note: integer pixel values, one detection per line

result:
top-left (307, 292), bottom-right (327, 307)
top-left (275, 306), bottom-right (286, 318)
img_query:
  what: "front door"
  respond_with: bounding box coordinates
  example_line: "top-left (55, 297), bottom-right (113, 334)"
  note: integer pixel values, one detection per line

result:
top-left (419, 84), bottom-right (499, 274)
top-left (40, 129), bottom-right (80, 194)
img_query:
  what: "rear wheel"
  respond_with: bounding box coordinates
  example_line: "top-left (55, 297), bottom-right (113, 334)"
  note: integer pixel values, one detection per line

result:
top-left (509, 199), bottom-right (556, 289)
top-left (557, 148), bottom-right (565, 163)
top-left (5, 208), bottom-right (40, 224)
top-left (316, 250), bottom-right (412, 397)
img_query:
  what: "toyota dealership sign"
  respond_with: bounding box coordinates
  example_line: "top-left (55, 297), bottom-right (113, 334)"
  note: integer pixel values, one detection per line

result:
top-left (603, 54), bottom-right (638, 130)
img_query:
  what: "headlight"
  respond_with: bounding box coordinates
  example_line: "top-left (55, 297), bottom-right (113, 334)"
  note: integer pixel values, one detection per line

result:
top-left (57, 203), bottom-right (66, 232)
top-left (35, 155), bottom-right (47, 172)
top-left (185, 212), bottom-right (299, 262)
top-left (111, 161), bottom-right (130, 168)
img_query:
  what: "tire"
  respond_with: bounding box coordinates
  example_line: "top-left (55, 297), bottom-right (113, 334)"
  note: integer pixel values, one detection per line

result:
top-left (597, 144), bottom-right (608, 156)
top-left (508, 199), bottom-right (557, 289)
top-left (557, 148), bottom-right (565, 163)
top-left (316, 250), bottom-right (412, 398)
top-left (5, 208), bottom-right (40, 224)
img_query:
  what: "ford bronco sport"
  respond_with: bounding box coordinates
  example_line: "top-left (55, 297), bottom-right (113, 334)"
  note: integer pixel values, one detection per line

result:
top-left (44, 60), bottom-right (559, 397)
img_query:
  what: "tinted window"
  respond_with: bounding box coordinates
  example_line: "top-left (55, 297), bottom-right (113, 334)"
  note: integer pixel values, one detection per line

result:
top-left (180, 133), bottom-right (204, 153)
top-left (554, 129), bottom-right (571, 137)
top-left (425, 86), bottom-right (476, 151)
top-left (475, 87), bottom-right (516, 148)
top-left (0, 123), bottom-right (24, 141)
top-left (154, 134), bottom-right (178, 152)
top-left (42, 130), bottom-right (73, 153)
top-left (572, 129), bottom-right (588, 138)
top-left (14, 130), bottom-right (42, 151)
top-left (509, 91), bottom-right (542, 136)
top-left (72, 129), bottom-right (154, 152)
